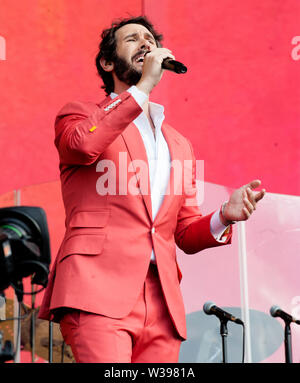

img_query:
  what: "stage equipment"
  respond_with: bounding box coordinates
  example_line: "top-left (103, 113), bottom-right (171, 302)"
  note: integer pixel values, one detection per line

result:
top-left (0, 330), bottom-right (14, 362)
top-left (203, 301), bottom-right (245, 363)
top-left (0, 206), bottom-right (51, 362)
top-left (0, 206), bottom-right (50, 295)
top-left (162, 58), bottom-right (187, 74)
top-left (270, 305), bottom-right (300, 363)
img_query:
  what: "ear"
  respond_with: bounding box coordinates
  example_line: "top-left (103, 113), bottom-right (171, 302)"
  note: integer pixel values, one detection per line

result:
top-left (100, 57), bottom-right (114, 72)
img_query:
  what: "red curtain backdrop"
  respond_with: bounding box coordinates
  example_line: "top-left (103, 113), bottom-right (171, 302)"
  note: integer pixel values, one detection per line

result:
top-left (0, 0), bottom-right (299, 196)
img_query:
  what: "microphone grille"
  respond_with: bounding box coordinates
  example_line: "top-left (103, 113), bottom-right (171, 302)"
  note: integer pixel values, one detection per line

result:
top-left (270, 305), bottom-right (280, 317)
top-left (203, 301), bottom-right (215, 315)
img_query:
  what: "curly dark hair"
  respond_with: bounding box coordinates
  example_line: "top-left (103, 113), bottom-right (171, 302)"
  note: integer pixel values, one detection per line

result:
top-left (95, 16), bottom-right (163, 95)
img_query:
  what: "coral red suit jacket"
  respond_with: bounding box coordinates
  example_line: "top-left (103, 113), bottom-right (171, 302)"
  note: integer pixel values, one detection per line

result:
top-left (39, 90), bottom-right (232, 339)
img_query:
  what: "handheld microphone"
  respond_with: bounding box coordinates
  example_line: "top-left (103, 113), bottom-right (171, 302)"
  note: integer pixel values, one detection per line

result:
top-left (270, 305), bottom-right (300, 324)
top-left (203, 301), bottom-right (244, 325)
top-left (162, 58), bottom-right (187, 74)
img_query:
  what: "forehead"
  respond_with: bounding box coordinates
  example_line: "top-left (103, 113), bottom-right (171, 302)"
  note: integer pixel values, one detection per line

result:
top-left (115, 23), bottom-right (155, 41)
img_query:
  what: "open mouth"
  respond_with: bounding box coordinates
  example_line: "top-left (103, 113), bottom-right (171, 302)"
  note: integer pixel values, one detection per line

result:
top-left (133, 51), bottom-right (148, 64)
top-left (135, 56), bottom-right (144, 63)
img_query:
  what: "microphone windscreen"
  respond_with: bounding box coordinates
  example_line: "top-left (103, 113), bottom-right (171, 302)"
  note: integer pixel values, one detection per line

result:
top-left (270, 305), bottom-right (280, 317)
top-left (203, 301), bottom-right (215, 315)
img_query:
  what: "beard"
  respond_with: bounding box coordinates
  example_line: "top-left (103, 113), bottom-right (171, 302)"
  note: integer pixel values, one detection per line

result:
top-left (113, 54), bottom-right (143, 87)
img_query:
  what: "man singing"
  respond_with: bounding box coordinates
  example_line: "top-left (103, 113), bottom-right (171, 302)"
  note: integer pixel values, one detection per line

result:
top-left (39, 16), bottom-right (265, 363)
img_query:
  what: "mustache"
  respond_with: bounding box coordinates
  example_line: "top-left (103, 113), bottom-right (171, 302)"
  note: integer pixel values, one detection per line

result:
top-left (132, 49), bottom-right (150, 61)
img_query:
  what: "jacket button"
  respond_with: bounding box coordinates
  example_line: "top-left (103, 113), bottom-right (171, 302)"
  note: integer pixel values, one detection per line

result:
top-left (151, 227), bottom-right (155, 234)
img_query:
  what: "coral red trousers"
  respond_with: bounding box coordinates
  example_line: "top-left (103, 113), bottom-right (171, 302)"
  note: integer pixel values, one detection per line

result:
top-left (59, 263), bottom-right (182, 363)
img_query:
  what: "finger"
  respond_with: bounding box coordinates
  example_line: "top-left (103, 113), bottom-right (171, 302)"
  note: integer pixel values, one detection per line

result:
top-left (243, 207), bottom-right (251, 220)
top-left (254, 188), bottom-right (266, 203)
top-left (159, 48), bottom-right (173, 55)
top-left (246, 187), bottom-right (257, 210)
top-left (149, 47), bottom-right (173, 58)
top-left (158, 51), bottom-right (175, 62)
top-left (246, 179), bottom-right (261, 190)
top-left (149, 53), bottom-right (175, 66)
top-left (243, 190), bottom-right (254, 214)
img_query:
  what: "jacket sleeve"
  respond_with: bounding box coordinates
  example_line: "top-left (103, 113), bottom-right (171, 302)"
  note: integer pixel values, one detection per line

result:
top-left (174, 139), bottom-right (232, 254)
top-left (54, 91), bottom-right (143, 165)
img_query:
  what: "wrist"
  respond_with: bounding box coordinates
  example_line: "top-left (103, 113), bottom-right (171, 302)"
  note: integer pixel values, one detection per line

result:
top-left (219, 202), bottom-right (237, 226)
top-left (136, 79), bottom-right (153, 96)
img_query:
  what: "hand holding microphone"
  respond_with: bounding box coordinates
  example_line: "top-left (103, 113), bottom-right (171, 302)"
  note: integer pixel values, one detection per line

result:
top-left (136, 47), bottom-right (187, 95)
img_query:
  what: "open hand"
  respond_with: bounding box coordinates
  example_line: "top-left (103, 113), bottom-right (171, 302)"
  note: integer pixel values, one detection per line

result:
top-left (222, 180), bottom-right (266, 224)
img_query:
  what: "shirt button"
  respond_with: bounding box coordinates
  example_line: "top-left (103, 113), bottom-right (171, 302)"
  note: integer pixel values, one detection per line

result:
top-left (151, 227), bottom-right (155, 234)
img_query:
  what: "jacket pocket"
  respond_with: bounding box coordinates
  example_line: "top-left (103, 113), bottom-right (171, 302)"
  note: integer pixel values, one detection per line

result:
top-left (58, 233), bottom-right (106, 263)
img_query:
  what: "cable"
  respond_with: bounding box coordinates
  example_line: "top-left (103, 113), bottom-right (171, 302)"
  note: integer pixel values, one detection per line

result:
top-left (241, 323), bottom-right (245, 363)
top-left (61, 341), bottom-right (65, 363)
top-left (0, 301), bottom-right (30, 323)
top-left (49, 321), bottom-right (53, 363)
top-left (11, 283), bottom-right (45, 296)
top-left (13, 302), bottom-right (22, 362)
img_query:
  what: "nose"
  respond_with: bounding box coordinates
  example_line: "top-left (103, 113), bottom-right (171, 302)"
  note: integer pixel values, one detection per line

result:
top-left (139, 38), bottom-right (151, 51)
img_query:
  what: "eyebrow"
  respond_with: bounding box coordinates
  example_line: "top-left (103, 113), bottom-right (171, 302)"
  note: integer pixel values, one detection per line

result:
top-left (123, 32), bottom-right (155, 41)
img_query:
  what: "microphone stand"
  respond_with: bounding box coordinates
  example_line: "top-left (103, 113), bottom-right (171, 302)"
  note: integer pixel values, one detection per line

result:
top-left (284, 322), bottom-right (292, 363)
top-left (49, 321), bottom-right (53, 363)
top-left (220, 319), bottom-right (228, 363)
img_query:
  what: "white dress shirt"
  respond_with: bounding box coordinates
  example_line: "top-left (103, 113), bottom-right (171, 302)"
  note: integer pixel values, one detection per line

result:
top-left (111, 86), bottom-right (229, 261)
